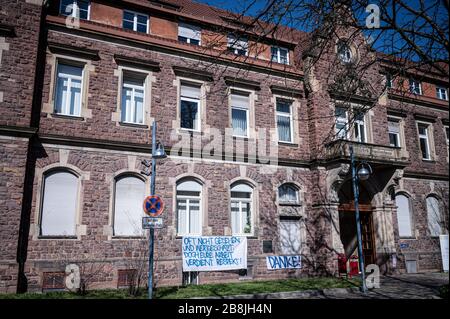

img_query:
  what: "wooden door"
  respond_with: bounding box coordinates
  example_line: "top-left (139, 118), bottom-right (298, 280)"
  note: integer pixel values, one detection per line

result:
top-left (360, 212), bottom-right (376, 265)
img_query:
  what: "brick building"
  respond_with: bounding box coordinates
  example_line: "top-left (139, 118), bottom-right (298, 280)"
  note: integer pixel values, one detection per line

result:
top-left (0, 0), bottom-right (448, 293)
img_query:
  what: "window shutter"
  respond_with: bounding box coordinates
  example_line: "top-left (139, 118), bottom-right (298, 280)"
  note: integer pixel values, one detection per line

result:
top-left (388, 121), bottom-right (400, 134)
top-left (178, 23), bottom-right (201, 40)
top-left (231, 92), bottom-right (249, 109)
top-left (181, 83), bottom-right (201, 99)
top-left (114, 176), bottom-right (145, 236)
top-left (41, 172), bottom-right (78, 236)
top-left (395, 194), bottom-right (413, 237)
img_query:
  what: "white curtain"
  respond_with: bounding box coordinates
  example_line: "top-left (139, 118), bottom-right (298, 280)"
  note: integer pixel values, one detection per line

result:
top-left (178, 23), bottom-right (201, 41)
top-left (114, 176), bottom-right (146, 236)
top-left (395, 194), bottom-right (413, 237)
top-left (41, 171), bottom-right (78, 236)
top-left (232, 108), bottom-right (248, 136)
top-left (55, 64), bottom-right (82, 116)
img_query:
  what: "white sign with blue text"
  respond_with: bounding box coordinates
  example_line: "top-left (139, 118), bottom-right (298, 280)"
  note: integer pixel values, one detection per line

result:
top-left (182, 236), bottom-right (247, 272)
top-left (266, 255), bottom-right (302, 270)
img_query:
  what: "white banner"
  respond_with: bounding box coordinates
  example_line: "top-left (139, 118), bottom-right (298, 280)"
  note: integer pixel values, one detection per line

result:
top-left (266, 255), bottom-right (302, 270)
top-left (182, 236), bottom-right (247, 271)
top-left (439, 235), bottom-right (449, 272)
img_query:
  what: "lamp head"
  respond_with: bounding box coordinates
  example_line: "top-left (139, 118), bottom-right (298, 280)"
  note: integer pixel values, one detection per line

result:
top-left (153, 141), bottom-right (167, 159)
top-left (357, 166), bottom-right (371, 181)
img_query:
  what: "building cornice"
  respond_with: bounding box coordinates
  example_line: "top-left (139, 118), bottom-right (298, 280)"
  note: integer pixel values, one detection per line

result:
top-left (388, 91), bottom-right (449, 112)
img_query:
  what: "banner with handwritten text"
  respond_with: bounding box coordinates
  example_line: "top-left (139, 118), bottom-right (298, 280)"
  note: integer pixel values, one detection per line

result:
top-left (182, 236), bottom-right (247, 271)
top-left (266, 255), bottom-right (302, 270)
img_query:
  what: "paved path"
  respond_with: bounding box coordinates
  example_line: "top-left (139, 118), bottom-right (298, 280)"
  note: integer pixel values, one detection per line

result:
top-left (197, 273), bottom-right (448, 299)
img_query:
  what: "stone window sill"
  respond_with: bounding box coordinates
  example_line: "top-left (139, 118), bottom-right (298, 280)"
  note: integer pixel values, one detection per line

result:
top-left (119, 122), bottom-right (149, 129)
top-left (38, 236), bottom-right (78, 240)
top-left (52, 113), bottom-right (85, 121)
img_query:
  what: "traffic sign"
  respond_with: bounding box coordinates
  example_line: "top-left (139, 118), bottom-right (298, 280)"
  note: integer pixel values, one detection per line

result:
top-left (143, 195), bottom-right (165, 217)
top-left (142, 217), bottom-right (164, 229)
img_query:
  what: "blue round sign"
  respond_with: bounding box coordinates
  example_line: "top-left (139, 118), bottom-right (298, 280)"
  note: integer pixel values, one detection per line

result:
top-left (143, 195), bottom-right (164, 217)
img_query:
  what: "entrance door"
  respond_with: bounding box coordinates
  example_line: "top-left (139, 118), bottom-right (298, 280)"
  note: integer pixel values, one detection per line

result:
top-left (360, 212), bottom-right (376, 265)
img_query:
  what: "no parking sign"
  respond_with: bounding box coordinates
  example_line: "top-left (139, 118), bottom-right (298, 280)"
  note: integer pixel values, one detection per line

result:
top-left (143, 195), bottom-right (165, 217)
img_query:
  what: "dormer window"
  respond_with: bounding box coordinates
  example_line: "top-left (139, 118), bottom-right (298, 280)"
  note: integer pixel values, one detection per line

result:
top-left (178, 23), bottom-right (201, 45)
top-left (227, 34), bottom-right (248, 56)
top-left (123, 10), bottom-right (149, 33)
top-left (337, 41), bottom-right (353, 63)
top-left (409, 79), bottom-right (422, 95)
top-left (271, 46), bottom-right (289, 65)
top-left (60, 0), bottom-right (90, 20)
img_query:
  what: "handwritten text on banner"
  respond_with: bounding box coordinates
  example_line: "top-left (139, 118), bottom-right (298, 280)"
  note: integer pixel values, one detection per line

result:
top-left (182, 236), bottom-right (247, 271)
top-left (266, 255), bottom-right (302, 270)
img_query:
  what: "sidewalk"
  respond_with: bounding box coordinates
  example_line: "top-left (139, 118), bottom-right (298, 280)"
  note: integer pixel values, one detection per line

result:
top-left (195, 273), bottom-right (448, 299)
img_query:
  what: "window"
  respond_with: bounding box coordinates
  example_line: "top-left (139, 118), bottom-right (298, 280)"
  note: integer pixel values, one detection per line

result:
top-left (354, 111), bottom-right (366, 143)
top-left (177, 179), bottom-right (202, 236)
top-left (180, 82), bottom-right (201, 131)
top-left (178, 23), bottom-right (201, 45)
top-left (436, 87), bottom-right (448, 100)
top-left (395, 194), bottom-right (413, 237)
top-left (182, 271), bottom-right (199, 285)
top-left (278, 184), bottom-right (299, 204)
top-left (117, 269), bottom-right (137, 288)
top-left (40, 171), bottom-right (78, 237)
top-left (42, 272), bottom-right (66, 291)
top-left (121, 75), bottom-right (145, 124)
top-left (276, 99), bottom-right (293, 143)
top-left (337, 41), bottom-right (352, 63)
top-left (445, 126), bottom-right (449, 156)
top-left (271, 46), bottom-right (289, 64)
top-left (54, 63), bottom-right (83, 117)
top-left (60, 0), bottom-right (89, 20)
top-left (123, 10), bottom-right (148, 33)
top-left (335, 106), bottom-right (348, 139)
top-left (388, 118), bottom-right (401, 147)
top-left (113, 175), bottom-right (146, 236)
top-left (409, 79), bottom-right (422, 95)
top-left (417, 123), bottom-right (431, 160)
top-left (386, 74), bottom-right (394, 88)
top-left (231, 90), bottom-right (250, 137)
top-left (426, 196), bottom-right (442, 237)
top-left (279, 217), bottom-right (302, 255)
top-left (227, 34), bottom-right (248, 56)
top-left (230, 182), bottom-right (253, 235)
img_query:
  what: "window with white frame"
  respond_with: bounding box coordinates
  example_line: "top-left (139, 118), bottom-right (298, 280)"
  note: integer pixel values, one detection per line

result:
top-left (354, 110), bottom-right (367, 143)
top-left (409, 79), bottom-right (422, 95)
top-left (278, 184), bottom-right (299, 205)
top-left (177, 179), bottom-right (202, 236)
top-left (178, 23), bottom-right (201, 45)
top-left (276, 99), bottom-right (294, 143)
top-left (54, 63), bottom-right (83, 117)
top-left (426, 196), bottom-right (442, 237)
top-left (227, 34), bottom-right (248, 56)
top-left (335, 106), bottom-right (348, 139)
top-left (395, 194), bottom-right (413, 237)
top-left (40, 171), bottom-right (79, 237)
top-left (230, 182), bottom-right (253, 235)
top-left (417, 123), bottom-right (432, 160)
top-left (436, 87), bottom-right (448, 100)
top-left (388, 118), bottom-right (401, 147)
top-left (180, 82), bottom-right (201, 131)
top-left (123, 10), bottom-right (148, 33)
top-left (271, 46), bottom-right (289, 64)
top-left (60, 0), bottom-right (90, 20)
top-left (231, 90), bottom-right (250, 137)
top-left (279, 217), bottom-right (302, 255)
top-left (113, 175), bottom-right (146, 236)
top-left (121, 74), bottom-right (145, 124)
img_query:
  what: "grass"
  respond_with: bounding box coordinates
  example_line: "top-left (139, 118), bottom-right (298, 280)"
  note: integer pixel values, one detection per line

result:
top-left (0, 277), bottom-right (358, 299)
top-left (438, 285), bottom-right (448, 299)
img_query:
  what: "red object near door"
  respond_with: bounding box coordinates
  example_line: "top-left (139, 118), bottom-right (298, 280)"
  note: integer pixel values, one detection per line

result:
top-left (349, 255), bottom-right (359, 278)
top-left (337, 253), bottom-right (347, 276)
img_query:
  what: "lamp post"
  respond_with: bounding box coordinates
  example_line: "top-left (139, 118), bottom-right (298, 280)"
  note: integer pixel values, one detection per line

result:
top-left (146, 122), bottom-right (166, 299)
top-left (349, 145), bottom-right (372, 294)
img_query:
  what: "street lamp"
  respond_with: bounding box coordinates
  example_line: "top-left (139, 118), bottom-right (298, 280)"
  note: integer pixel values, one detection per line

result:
top-left (146, 122), bottom-right (166, 300)
top-left (350, 145), bottom-right (372, 294)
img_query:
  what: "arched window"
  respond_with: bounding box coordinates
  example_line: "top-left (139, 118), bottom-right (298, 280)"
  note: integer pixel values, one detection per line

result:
top-left (395, 194), bottom-right (413, 237)
top-left (230, 182), bottom-right (253, 235)
top-left (113, 175), bottom-right (146, 236)
top-left (426, 196), bottom-right (442, 237)
top-left (278, 184), bottom-right (299, 204)
top-left (40, 170), bottom-right (79, 236)
top-left (337, 41), bottom-right (353, 63)
top-left (177, 179), bottom-right (202, 236)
